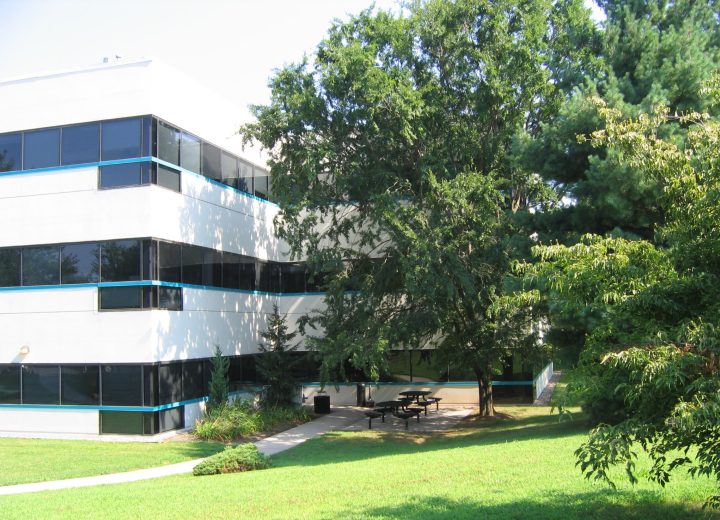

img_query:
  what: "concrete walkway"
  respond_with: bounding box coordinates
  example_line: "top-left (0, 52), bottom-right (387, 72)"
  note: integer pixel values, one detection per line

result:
top-left (0, 406), bottom-right (367, 496)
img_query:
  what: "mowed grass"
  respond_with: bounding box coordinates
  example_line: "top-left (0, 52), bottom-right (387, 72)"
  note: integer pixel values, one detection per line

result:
top-left (1, 406), bottom-right (717, 519)
top-left (0, 438), bottom-right (223, 486)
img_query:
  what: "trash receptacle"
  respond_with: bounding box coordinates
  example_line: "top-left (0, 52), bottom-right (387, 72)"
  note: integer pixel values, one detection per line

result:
top-left (356, 383), bottom-right (366, 407)
top-left (314, 394), bottom-right (331, 414)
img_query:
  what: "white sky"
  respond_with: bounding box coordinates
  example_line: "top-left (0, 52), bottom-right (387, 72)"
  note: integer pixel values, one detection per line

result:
top-left (0, 0), bottom-right (604, 123)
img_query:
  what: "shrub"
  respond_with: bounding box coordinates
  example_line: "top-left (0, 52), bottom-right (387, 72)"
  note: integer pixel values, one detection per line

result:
top-left (208, 345), bottom-right (229, 411)
top-left (194, 398), bottom-right (311, 442)
top-left (193, 443), bottom-right (270, 476)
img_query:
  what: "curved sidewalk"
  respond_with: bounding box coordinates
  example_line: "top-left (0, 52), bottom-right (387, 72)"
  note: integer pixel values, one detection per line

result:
top-left (0, 406), bottom-right (365, 497)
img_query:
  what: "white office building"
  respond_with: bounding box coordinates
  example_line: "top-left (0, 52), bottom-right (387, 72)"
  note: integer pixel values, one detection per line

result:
top-left (0, 58), bottom-right (323, 437)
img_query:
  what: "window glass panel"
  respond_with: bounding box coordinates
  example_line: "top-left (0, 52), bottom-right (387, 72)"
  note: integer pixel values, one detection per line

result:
top-left (203, 249), bottom-right (222, 286)
top-left (100, 411), bottom-right (145, 435)
top-left (158, 287), bottom-right (182, 310)
top-left (158, 241), bottom-right (182, 282)
top-left (99, 286), bottom-right (143, 309)
top-left (239, 256), bottom-right (256, 291)
top-left (142, 239), bottom-right (155, 281)
top-left (22, 246), bottom-right (60, 286)
top-left (157, 121), bottom-right (180, 165)
top-left (181, 245), bottom-right (203, 285)
top-left (158, 407), bottom-right (183, 432)
top-left (156, 164), bottom-right (181, 192)
top-left (0, 248), bottom-right (21, 287)
top-left (180, 132), bottom-right (201, 173)
top-left (254, 167), bottom-right (270, 199)
top-left (258, 261), bottom-right (280, 292)
top-left (62, 123), bottom-right (99, 165)
top-left (221, 152), bottom-right (238, 188)
top-left (101, 365), bottom-right (142, 406)
top-left (222, 252), bottom-right (241, 289)
top-left (99, 163), bottom-right (149, 188)
top-left (281, 263), bottom-right (307, 293)
top-left (22, 365), bottom-right (59, 404)
top-left (182, 361), bottom-right (204, 400)
top-left (201, 142), bottom-right (221, 181)
top-left (143, 365), bottom-right (158, 407)
top-left (61, 365), bottom-right (99, 405)
top-left (142, 116), bottom-right (155, 158)
top-left (101, 118), bottom-right (142, 160)
top-left (159, 363), bottom-right (182, 404)
top-left (101, 240), bottom-right (141, 281)
top-left (0, 133), bottom-right (22, 172)
top-left (24, 128), bottom-right (60, 169)
top-left (238, 161), bottom-right (253, 193)
top-left (61, 243), bottom-right (99, 284)
top-left (0, 365), bottom-right (21, 404)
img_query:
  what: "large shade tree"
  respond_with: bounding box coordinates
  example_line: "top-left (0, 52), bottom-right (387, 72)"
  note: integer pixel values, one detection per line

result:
top-left (242, 0), bottom-right (591, 414)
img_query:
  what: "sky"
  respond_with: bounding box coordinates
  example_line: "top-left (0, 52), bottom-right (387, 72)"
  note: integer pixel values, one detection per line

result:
top-left (0, 0), bottom-right (604, 121)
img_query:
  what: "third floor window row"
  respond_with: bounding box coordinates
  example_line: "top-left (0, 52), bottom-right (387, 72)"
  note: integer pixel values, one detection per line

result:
top-left (0, 116), bottom-right (272, 200)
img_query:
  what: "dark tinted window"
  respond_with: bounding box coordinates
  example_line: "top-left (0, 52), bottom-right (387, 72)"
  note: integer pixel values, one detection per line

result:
top-left (222, 252), bottom-right (241, 289)
top-left (221, 152), bottom-right (238, 188)
top-left (258, 262), bottom-right (280, 292)
top-left (0, 133), bottom-right (22, 172)
top-left (61, 243), bottom-right (99, 284)
top-left (201, 142), bottom-right (221, 181)
top-left (101, 365), bottom-right (142, 406)
top-left (238, 161), bottom-right (253, 193)
top-left (99, 162), bottom-right (150, 188)
top-left (158, 287), bottom-right (182, 310)
top-left (100, 410), bottom-right (146, 435)
top-left (99, 286), bottom-right (143, 309)
top-left (22, 246), bottom-right (60, 286)
top-left (22, 365), bottom-right (59, 404)
top-left (203, 249), bottom-right (222, 286)
top-left (0, 365), bottom-right (20, 404)
top-left (180, 132), bottom-right (201, 173)
top-left (282, 263), bottom-right (307, 293)
top-left (156, 164), bottom-right (181, 192)
top-left (182, 361), bottom-right (204, 400)
top-left (239, 257), bottom-right (256, 290)
top-left (158, 241), bottom-right (182, 282)
top-left (0, 248), bottom-right (21, 287)
top-left (159, 363), bottom-right (182, 404)
top-left (158, 121), bottom-right (180, 165)
top-left (62, 123), bottom-right (100, 165)
top-left (61, 365), bottom-right (99, 405)
top-left (143, 365), bottom-right (158, 407)
top-left (101, 240), bottom-right (141, 281)
top-left (158, 407), bottom-right (183, 432)
top-left (181, 245), bottom-right (203, 285)
top-left (102, 118), bottom-right (142, 160)
top-left (254, 167), bottom-right (270, 199)
top-left (24, 128), bottom-right (60, 169)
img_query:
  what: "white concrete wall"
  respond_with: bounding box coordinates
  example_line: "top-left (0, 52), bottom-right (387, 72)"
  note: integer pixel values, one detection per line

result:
top-left (0, 408), bottom-right (99, 435)
top-left (184, 401), bottom-right (206, 431)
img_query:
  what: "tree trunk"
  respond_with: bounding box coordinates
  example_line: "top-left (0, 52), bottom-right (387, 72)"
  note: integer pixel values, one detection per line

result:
top-left (474, 366), bottom-right (494, 417)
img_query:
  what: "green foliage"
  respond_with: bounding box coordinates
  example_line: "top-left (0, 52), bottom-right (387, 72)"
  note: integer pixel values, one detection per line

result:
top-left (192, 443), bottom-right (270, 476)
top-left (256, 303), bottom-right (299, 407)
top-left (194, 399), bottom-right (310, 442)
top-left (207, 345), bottom-right (229, 411)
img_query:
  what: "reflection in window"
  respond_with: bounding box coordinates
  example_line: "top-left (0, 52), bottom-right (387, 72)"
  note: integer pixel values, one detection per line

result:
top-left (221, 152), bottom-right (238, 188)
top-left (0, 249), bottom-right (21, 287)
top-left (62, 123), bottom-right (100, 165)
top-left (102, 118), bottom-right (142, 160)
top-left (101, 240), bottom-right (141, 282)
top-left (158, 242), bottom-right (182, 282)
top-left (158, 121), bottom-right (180, 165)
top-left (158, 287), bottom-right (182, 310)
top-left (24, 128), bottom-right (60, 169)
top-left (22, 246), bottom-right (60, 286)
top-left (222, 252), bottom-right (241, 289)
top-left (61, 243), bottom-right (99, 284)
top-left (180, 132), bottom-right (201, 173)
top-left (22, 365), bottom-right (60, 404)
top-left (101, 365), bottom-right (142, 406)
top-left (238, 161), bottom-right (254, 193)
top-left (281, 263), bottom-right (307, 293)
top-left (0, 133), bottom-right (22, 172)
top-left (0, 365), bottom-right (21, 404)
top-left (99, 286), bottom-right (144, 309)
top-left (99, 162), bottom-right (151, 188)
top-left (201, 142), bottom-right (222, 181)
top-left (156, 164), bottom-right (181, 192)
top-left (61, 365), bottom-right (99, 405)
top-left (254, 167), bottom-right (270, 199)
top-left (159, 364), bottom-right (182, 403)
top-left (182, 361), bottom-right (204, 400)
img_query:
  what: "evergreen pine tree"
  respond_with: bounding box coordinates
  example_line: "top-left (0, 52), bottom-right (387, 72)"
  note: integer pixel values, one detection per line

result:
top-left (257, 303), bottom-right (298, 407)
top-left (207, 344), bottom-right (229, 410)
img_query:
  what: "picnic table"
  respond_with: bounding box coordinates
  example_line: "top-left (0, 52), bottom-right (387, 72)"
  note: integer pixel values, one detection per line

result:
top-left (398, 390), bottom-right (432, 403)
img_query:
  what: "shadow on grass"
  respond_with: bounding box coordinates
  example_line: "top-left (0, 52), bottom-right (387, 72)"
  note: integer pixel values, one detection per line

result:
top-left (335, 491), bottom-right (710, 520)
top-left (273, 411), bottom-right (587, 469)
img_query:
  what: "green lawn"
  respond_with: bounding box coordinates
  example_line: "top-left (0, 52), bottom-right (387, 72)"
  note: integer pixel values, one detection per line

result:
top-left (0, 438), bottom-right (223, 486)
top-left (1, 406), bottom-right (716, 519)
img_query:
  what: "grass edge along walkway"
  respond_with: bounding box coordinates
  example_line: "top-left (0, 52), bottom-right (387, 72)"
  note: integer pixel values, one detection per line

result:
top-left (0, 406), bottom-right (367, 496)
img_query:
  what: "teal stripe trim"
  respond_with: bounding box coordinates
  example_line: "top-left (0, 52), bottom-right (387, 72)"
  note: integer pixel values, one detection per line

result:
top-left (0, 280), bottom-right (324, 296)
top-left (301, 380), bottom-right (534, 387)
top-left (0, 157), bottom-right (153, 177)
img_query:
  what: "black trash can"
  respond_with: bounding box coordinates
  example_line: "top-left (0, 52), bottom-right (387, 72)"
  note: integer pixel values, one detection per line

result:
top-left (314, 394), bottom-right (331, 414)
top-left (356, 383), bottom-right (366, 407)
